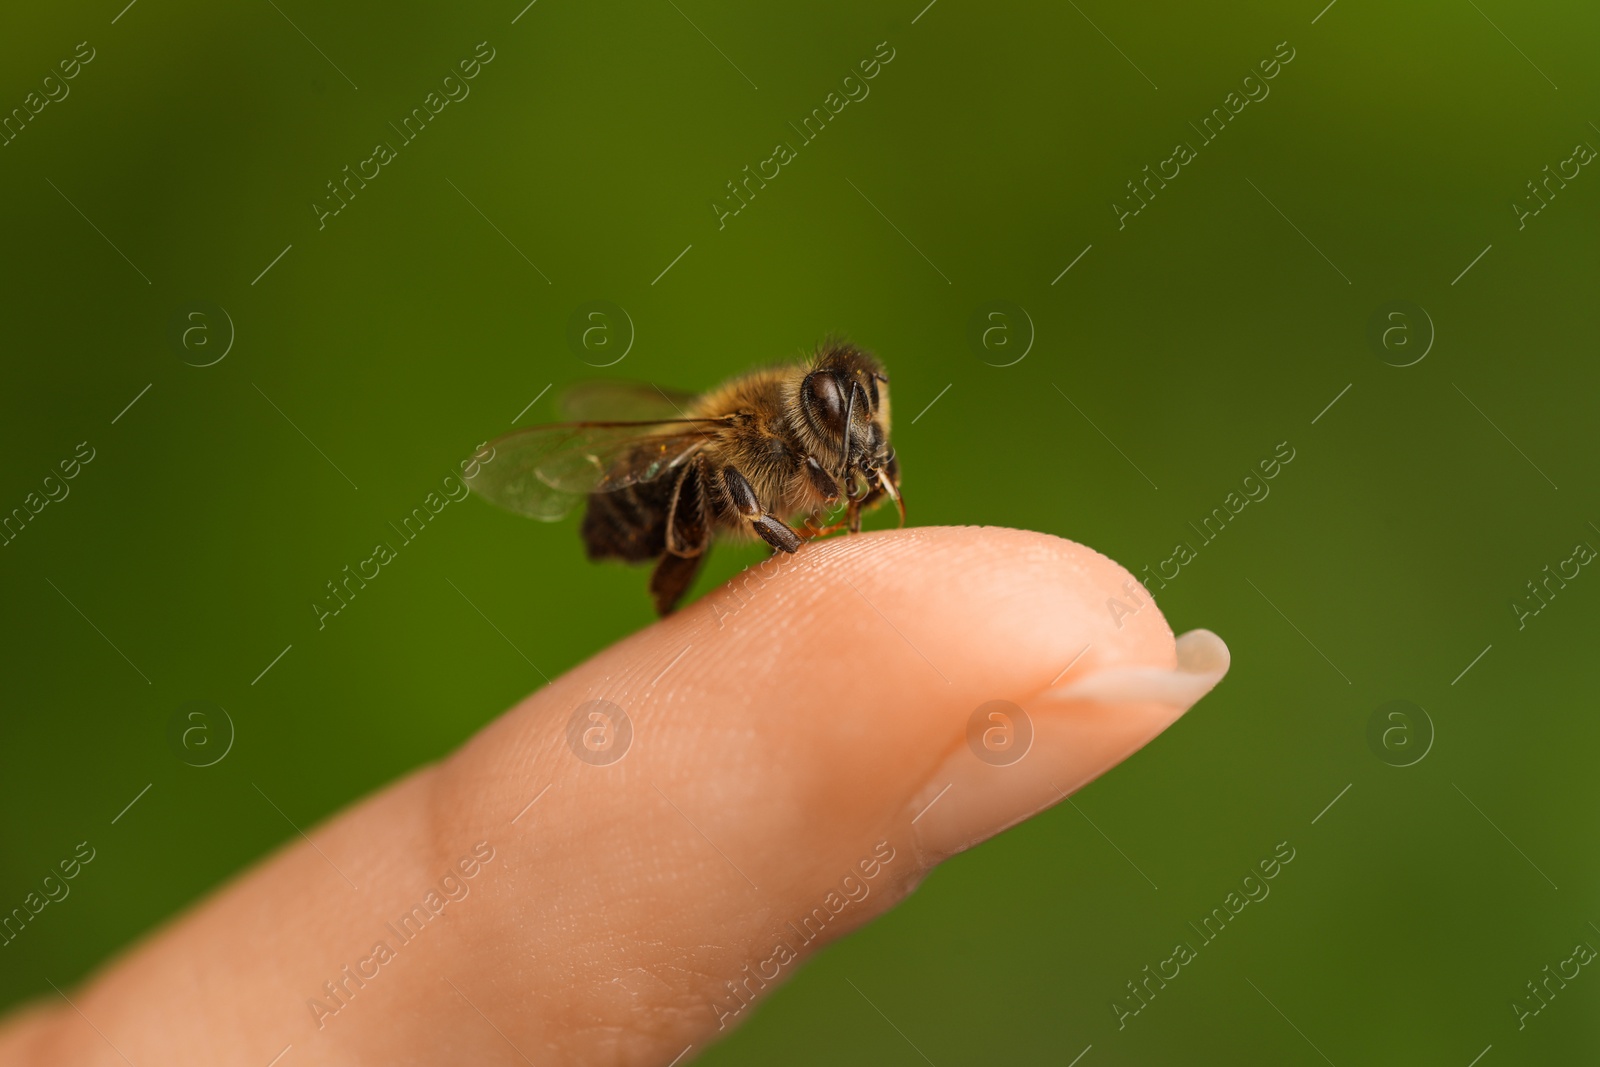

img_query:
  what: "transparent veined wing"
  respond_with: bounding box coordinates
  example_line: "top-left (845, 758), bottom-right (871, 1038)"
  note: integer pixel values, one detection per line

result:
top-left (466, 418), bottom-right (729, 521)
top-left (556, 380), bottom-right (701, 422)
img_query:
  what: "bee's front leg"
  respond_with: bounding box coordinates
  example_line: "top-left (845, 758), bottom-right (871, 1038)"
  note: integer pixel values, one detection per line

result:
top-left (722, 466), bottom-right (801, 553)
top-left (802, 455), bottom-right (840, 504)
top-left (840, 467), bottom-right (874, 533)
top-left (846, 496), bottom-right (863, 533)
top-left (796, 456), bottom-right (850, 540)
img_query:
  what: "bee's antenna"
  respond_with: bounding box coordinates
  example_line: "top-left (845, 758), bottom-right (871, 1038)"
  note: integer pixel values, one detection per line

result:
top-left (840, 379), bottom-right (859, 471)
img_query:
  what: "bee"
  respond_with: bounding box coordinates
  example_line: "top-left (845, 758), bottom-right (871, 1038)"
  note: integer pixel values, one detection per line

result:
top-left (467, 341), bottom-right (903, 615)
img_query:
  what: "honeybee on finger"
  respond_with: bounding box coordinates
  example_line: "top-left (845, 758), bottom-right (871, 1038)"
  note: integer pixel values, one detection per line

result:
top-left (467, 341), bottom-right (903, 615)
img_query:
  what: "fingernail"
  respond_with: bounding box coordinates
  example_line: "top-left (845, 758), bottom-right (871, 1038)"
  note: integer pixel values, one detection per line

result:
top-left (905, 630), bottom-right (1230, 864)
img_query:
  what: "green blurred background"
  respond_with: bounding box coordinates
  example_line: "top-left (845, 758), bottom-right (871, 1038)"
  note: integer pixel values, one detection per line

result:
top-left (2, 0), bottom-right (1597, 1062)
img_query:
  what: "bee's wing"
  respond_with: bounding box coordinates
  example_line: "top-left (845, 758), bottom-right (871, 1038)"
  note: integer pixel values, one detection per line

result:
top-left (556, 380), bottom-right (701, 422)
top-left (467, 419), bottom-right (729, 522)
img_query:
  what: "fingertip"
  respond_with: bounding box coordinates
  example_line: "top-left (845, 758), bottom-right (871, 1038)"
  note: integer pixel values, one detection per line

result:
top-left (435, 526), bottom-right (1230, 1058)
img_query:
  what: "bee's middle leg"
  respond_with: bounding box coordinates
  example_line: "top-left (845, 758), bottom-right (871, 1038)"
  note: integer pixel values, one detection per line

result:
top-left (799, 506), bottom-right (848, 539)
top-left (722, 466), bottom-right (801, 553)
top-left (800, 516), bottom-right (847, 539)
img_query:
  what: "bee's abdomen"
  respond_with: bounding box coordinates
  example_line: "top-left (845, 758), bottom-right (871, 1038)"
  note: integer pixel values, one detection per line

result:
top-left (581, 480), bottom-right (671, 562)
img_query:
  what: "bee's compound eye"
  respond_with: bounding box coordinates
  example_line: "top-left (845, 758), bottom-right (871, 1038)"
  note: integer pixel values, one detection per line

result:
top-left (801, 370), bottom-right (850, 439)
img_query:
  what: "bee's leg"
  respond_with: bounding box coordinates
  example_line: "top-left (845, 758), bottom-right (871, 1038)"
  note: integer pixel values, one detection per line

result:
top-left (802, 456), bottom-right (840, 504)
top-left (801, 502), bottom-right (852, 539)
top-left (846, 497), bottom-right (864, 533)
top-left (651, 463), bottom-right (712, 616)
top-left (722, 466), bottom-right (802, 554)
top-left (796, 464), bottom-right (851, 539)
top-left (754, 516), bottom-right (802, 553)
top-left (796, 457), bottom-right (848, 539)
top-left (883, 477), bottom-right (906, 527)
top-left (663, 461), bottom-right (709, 558)
top-left (881, 452), bottom-right (905, 526)
top-left (650, 552), bottom-right (706, 616)
top-left (801, 516), bottom-right (848, 539)
top-left (848, 475), bottom-right (899, 529)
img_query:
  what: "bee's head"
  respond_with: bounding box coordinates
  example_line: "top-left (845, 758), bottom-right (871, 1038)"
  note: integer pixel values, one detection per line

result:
top-left (799, 343), bottom-right (890, 469)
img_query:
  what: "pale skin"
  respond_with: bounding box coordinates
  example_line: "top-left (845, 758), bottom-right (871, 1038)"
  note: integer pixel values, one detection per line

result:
top-left (0, 526), bottom-right (1229, 1066)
